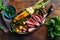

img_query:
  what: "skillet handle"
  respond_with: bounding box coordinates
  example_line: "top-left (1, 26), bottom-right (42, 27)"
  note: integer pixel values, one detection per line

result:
top-left (46, 4), bottom-right (54, 17)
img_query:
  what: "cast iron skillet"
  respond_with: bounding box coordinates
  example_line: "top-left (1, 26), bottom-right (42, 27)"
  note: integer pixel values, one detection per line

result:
top-left (10, 4), bottom-right (54, 34)
top-left (10, 9), bottom-right (43, 34)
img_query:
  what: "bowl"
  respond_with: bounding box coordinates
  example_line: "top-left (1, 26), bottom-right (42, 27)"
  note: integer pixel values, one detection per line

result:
top-left (4, 5), bottom-right (16, 19)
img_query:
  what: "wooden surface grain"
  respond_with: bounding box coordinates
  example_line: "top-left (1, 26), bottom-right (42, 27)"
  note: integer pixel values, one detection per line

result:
top-left (0, 0), bottom-right (60, 40)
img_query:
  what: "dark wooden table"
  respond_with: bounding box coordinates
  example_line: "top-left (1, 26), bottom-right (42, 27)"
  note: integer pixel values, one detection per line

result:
top-left (0, 0), bottom-right (60, 40)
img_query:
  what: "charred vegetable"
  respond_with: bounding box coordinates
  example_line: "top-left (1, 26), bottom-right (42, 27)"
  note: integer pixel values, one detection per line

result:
top-left (14, 11), bottom-right (29, 22)
top-left (13, 0), bottom-right (50, 22)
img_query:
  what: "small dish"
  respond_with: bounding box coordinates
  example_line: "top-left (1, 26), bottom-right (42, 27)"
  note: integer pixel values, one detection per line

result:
top-left (4, 5), bottom-right (16, 19)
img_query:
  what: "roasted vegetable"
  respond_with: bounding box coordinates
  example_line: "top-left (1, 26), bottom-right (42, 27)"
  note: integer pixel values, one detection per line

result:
top-left (15, 15), bottom-right (30, 25)
top-left (46, 16), bottom-right (60, 38)
top-left (26, 7), bottom-right (34, 14)
top-left (15, 25), bottom-right (26, 32)
top-left (18, 26), bottom-right (23, 30)
top-left (23, 22), bottom-right (26, 25)
top-left (14, 11), bottom-right (29, 22)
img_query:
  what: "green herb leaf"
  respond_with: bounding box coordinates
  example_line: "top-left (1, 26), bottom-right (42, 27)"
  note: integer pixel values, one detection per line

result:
top-left (35, 9), bottom-right (40, 13)
top-left (46, 16), bottom-right (60, 38)
top-left (0, 26), bottom-right (4, 30)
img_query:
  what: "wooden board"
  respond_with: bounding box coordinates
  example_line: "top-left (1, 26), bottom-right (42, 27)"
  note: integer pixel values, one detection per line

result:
top-left (0, 0), bottom-right (60, 40)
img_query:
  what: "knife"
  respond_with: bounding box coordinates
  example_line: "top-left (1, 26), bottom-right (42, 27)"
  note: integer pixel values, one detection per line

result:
top-left (46, 4), bottom-right (54, 17)
top-left (41, 4), bottom-right (54, 24)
